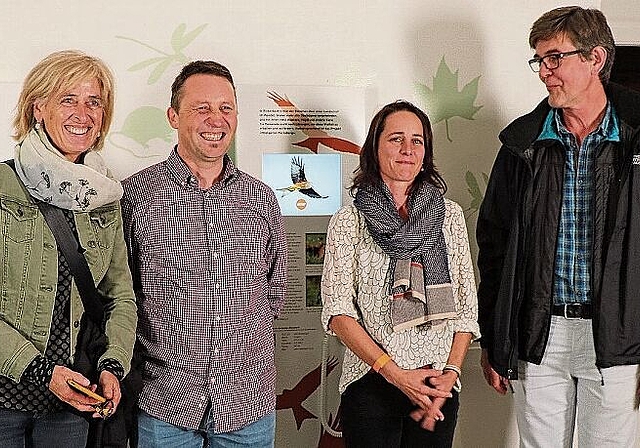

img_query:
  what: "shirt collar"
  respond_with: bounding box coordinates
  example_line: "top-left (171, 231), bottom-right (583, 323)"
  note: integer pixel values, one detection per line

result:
top-left (537, 102), bottom-right (620, 143)
top-left (164, 146), bottom-right (239, 190)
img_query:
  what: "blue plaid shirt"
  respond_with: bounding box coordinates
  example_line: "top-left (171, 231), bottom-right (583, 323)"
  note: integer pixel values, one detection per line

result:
top-left (537, 104), bottom-right (620, 305)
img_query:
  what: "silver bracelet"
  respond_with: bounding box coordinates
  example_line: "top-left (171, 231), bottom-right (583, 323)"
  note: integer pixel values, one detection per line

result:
top-left (443, 364), bottom-right (462, 378)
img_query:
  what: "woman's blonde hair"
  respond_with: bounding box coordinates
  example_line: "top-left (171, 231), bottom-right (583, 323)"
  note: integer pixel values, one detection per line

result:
top-left (12, 50), bottom-right (115, 150)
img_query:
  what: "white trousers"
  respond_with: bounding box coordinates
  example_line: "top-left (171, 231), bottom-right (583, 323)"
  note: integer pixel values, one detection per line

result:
top-left (513, 316), bottom-right (639, 448)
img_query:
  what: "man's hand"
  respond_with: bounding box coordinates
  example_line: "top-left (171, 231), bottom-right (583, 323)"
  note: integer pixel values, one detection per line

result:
top-left (481, 349), bottom-right (510, 394)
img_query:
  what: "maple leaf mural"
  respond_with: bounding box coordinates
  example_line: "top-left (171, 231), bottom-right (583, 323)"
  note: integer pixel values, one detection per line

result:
top-left (415, 57), bottom-right (482, 142)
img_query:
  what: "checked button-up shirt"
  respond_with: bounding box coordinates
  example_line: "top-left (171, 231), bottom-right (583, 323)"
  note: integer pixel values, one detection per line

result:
top-left (122, 149), bottom-right (287, 432)
top-left (537, 104), bottom-right (620, 306)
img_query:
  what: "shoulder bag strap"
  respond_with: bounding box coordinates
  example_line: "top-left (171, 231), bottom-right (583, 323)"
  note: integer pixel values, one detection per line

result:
top-left (4, 160), bottom-right (104, 323)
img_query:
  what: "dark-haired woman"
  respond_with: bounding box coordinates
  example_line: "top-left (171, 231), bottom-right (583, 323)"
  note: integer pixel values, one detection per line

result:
top-left (321, 101), bottom-right (479, 447)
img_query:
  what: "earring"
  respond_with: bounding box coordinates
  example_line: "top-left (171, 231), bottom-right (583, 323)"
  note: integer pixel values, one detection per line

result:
top-left (34, 121), bottom-right (41, 130)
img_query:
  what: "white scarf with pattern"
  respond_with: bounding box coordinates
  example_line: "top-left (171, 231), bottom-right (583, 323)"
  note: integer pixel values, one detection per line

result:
top-left (13, 127), bottom-right (123, 211)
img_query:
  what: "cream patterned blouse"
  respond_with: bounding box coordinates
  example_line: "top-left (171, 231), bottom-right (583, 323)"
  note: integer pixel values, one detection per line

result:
top-left (321, 199), bottom-right (480, 394)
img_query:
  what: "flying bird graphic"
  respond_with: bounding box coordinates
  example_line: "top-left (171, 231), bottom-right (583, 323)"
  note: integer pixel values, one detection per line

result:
top-left (267, 91), bottom-right (361, 155)
top-left (276, 357), bottom-right (340, 430)
top-left (277, 157), bottom-right (328, 199)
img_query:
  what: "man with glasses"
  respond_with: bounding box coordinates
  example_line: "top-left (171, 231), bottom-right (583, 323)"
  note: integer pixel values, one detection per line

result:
top-left (477, 6), bottom-right (640, 446)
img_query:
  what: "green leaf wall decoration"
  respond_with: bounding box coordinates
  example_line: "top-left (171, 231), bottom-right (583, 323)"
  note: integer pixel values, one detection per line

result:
top-left (465, 170), bottom-right (489, 215)
top-left (116, 23), bottom-right (207, 85)
top-left (416, 57), bottom-right (482, 142)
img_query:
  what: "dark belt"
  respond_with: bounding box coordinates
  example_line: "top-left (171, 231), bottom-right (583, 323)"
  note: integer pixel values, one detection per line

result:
top-left (551, 303), bottom-right (592, 319)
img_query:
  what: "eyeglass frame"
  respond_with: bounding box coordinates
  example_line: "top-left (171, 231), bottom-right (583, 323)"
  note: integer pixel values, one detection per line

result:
top-left (528, 49), bottom-right (585, 73)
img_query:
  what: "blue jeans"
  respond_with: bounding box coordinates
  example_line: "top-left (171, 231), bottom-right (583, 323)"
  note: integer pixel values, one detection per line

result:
top-left (0, 408), bottom-right (88, 448)
top-left (138, 409), bottom-right (275, 448)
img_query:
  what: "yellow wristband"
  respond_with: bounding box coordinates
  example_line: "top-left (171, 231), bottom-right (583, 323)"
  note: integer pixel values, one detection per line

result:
top-left (372, 353), bottom-right (392, 372)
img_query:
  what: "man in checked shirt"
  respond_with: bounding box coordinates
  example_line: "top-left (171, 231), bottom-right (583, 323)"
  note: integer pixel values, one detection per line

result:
top-left (121, 60), bottom-right (287, 447)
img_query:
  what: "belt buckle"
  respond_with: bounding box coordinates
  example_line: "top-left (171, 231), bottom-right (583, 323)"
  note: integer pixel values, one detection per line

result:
top-left (563, 303), bottom-right (582, 319)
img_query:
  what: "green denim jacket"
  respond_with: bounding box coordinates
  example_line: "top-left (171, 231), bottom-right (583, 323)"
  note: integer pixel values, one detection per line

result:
top-left (0, 163), bottom-right (137, 382)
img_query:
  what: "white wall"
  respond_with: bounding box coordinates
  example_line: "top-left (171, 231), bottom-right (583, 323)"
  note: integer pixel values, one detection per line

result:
top-left (602, 0), bottom-right (640, 45)
top-left (3, 1), bottom-right (639, 447)
top-left (0, 0), bottom-right (599, 253)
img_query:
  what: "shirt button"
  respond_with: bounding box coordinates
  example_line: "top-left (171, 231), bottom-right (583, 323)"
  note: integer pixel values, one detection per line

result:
top-left (73, 320), bottom-right (80, 328)
top-left (201, 396), bottom-right (206, 401)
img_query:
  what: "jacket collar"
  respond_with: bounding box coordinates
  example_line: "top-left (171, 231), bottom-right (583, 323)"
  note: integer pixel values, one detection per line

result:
top-left (499, 82), bottom-right (640, 155)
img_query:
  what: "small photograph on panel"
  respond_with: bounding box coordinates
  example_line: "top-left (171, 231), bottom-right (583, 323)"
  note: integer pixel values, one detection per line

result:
top-left (305, 275), bottom-right (322, 308)
top-left (305, 233), bottom-right (327, 265)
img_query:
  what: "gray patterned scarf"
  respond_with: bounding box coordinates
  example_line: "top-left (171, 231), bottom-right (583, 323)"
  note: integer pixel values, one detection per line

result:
top-left (13, 127), bottom-right (123, 211)
top-left (354, 181), bottom-right (456, 332)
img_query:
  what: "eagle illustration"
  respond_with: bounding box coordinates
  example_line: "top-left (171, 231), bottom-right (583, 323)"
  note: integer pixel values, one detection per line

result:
top-left (277, 157), bottom-right (328, 199)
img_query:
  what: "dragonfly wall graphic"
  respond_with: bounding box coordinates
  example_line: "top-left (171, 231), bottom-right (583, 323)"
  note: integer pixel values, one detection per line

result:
top-left (116, 23), bottom-right (207, 85)
top-left (110, 23), bottom-right (209, 169)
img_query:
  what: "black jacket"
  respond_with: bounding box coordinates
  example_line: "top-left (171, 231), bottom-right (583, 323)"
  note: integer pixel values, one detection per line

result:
top-left (476, 83), bottom-right (640, 379)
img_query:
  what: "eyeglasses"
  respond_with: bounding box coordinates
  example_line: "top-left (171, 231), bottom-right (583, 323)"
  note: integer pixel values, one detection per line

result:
top-left (528, 50), bottom-right (583, 72)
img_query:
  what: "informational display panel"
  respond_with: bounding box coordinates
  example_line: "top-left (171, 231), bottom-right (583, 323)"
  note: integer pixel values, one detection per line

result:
top-left (235, 85), bottom-right (365, 447)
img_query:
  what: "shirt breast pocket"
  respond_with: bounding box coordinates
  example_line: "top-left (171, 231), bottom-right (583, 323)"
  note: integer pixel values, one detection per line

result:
top-left (0, 198), bottom-right (38, 243)
top-left (226, 207), bottom-right (270, 264)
